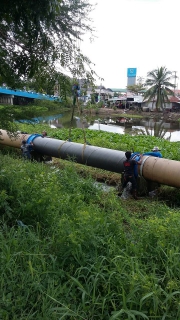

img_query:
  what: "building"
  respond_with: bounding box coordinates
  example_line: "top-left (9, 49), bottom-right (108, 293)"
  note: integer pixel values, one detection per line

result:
top-left (142, 95), bottom-right (180, 111)
top-left (0, 86), bottom-right (60, 105)
top-left (82, 85), bottom-right (113, 102)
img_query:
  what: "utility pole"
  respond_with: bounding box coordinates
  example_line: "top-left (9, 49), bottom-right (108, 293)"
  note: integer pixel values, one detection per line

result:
top-left (173, 71), bottom-right (177, 93)
top-left (99, 83), bottom-right (102, 102)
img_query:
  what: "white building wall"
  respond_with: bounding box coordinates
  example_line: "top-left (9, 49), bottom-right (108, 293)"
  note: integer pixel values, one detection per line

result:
top-left (143, 101), bottom-right (173, 110)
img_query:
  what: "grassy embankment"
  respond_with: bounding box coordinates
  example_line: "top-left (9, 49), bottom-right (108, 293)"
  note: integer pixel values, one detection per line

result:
top-left (1, 124), bottom-right (180, 319)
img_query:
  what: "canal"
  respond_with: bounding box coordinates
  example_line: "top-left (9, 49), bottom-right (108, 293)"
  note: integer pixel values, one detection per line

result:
top-left (29, 111), bottom-right (180, 142)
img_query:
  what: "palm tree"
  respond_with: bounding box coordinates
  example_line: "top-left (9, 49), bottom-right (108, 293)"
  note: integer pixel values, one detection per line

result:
top-left (144, 67), bottom-right (175, 111)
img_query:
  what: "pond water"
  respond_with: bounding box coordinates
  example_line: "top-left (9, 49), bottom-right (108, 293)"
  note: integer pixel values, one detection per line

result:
top-left (31, 111), bottom-right (180, 142)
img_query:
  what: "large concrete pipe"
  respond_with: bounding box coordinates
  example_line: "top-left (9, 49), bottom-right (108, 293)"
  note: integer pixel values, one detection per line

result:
top-left (0, 130), bottom-right (126, 173)
top-left (140, 156), bottom-right (180, 188)
top-left (0, 130), bottom-right (30, 148)
top-left (0, 130), bottom-right (180, 188)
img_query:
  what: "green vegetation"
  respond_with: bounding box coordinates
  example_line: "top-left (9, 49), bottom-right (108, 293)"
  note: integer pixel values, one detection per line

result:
top-left (1, 128), bottom-right (180, 318)
top-left (144, 67), bottom-right (175, 111)
top-left (17, 125), bottom-right (180, 161)
top-left (127, 76), bottom-right (147, 95)
top-left (110, 113), bottom-right (143, 119)
top-left (0, 0), bottom-right (95, 88)
top-left (0, 101), bottom-right (72, 133)
top-left (2, 1), bottom-right (180, 316)
top-left (29, 99), bottom-right (72, 111)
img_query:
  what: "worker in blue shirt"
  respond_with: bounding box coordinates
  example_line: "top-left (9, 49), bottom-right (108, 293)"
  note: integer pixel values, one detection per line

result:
top-left (21, 140), bottom-right (33, 160)
top-left (122, 151), bottom-right (143, 199)
top-left (143, 146), bottom-right (162, 158)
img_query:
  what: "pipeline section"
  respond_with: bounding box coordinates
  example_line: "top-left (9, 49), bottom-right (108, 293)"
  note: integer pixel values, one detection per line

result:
top-left (28, 134), bottom-right (126, 173)
top-left (0, 130), bottom-right (180, 188)
top-left (0, 130), bottom-right (126, 173)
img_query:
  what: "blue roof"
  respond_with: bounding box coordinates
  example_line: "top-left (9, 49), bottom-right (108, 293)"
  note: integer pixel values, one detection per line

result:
top-left (110, 88), bottom-right (127, 92)
top-left (0, 87), bottom-right (61, 101)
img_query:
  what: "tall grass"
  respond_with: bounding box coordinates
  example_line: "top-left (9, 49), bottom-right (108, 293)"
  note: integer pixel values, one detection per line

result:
top-left (1, 152), bottom-right (180, 319)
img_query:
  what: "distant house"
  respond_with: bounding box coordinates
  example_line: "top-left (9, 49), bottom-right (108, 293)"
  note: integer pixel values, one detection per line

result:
top-left (110, 88), bottom-right (127, 95)
top-left (174, 89), bottom-right (180, 97)
top-left (142, 95), bottom-right (180, 111)
top-left (78, 82), bottom-right (130, 102)
top-left (85, 86), bottom-right (113, 102)
top-left (107, 95), bottom-right (143, 109)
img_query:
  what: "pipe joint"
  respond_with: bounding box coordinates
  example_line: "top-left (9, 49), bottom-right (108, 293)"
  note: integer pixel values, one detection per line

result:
top-left (140, 156), bottom-right (150, 176)
top-left (26, 134), bottom-right (42, 144)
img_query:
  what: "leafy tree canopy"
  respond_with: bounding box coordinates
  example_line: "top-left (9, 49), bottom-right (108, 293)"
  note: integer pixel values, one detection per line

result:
top-left (127, 84), bottom-right (146, 95)
top-left (23, 66), bottom-right (73, 100)
top-left (0, 0), bottom-right (96, 88)
top-left (127, 76), bottom-right (147, 95)
top-left (144, 67), bottom-right (175, 111)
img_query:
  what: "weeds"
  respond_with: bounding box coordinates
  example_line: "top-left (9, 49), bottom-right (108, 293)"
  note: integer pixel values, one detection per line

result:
top-left (1, 142), bottom-right (180, 319)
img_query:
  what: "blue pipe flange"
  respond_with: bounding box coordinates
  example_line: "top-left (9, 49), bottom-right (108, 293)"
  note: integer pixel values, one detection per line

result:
top-left (26, 134), bottom-right (42, 144)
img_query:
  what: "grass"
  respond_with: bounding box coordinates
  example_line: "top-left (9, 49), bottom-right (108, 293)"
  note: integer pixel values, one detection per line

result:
top-left (111, 113), bottom-right (143, 119)
top-left (1, 126), bottom-right (180, 319)
top-left (1, 148), bottom-right (180, 319)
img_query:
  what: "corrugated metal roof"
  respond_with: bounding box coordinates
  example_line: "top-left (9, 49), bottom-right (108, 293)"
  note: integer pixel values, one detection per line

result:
top-left (169, 96), bottom-right (180, 102)
top-left (0, 87), bottom-right (60, 101)
top-left (110, 88), bottom-right (127, 92)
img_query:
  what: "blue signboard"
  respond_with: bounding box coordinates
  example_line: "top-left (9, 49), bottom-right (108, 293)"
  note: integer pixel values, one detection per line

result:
top-left (127, 68), bottom-right (137, 77)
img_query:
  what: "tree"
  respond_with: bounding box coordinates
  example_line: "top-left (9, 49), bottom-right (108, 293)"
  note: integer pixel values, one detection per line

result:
top-left (0, 0), bottom-right (96, 88)
top-left (23, 66), bottom-right (73, 100)
top-left (144, 67), bottom-right (175, 111)
top-left (127, 77), bottom-right (147, 95)
top-left (127, 83), bottom-right (146, 95)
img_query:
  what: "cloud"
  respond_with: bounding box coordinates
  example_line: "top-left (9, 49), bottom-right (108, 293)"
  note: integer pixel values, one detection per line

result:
top-left (81, 0), bottom-right (179, 88)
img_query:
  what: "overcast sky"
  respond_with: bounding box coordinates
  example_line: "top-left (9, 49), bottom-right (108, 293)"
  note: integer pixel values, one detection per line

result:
top-left (80, 0), bottom-right (179, 89)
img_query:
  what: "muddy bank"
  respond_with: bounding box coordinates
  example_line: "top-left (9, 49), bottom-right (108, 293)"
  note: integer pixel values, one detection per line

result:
top-left (82, 108), bottom-right (180, 121)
